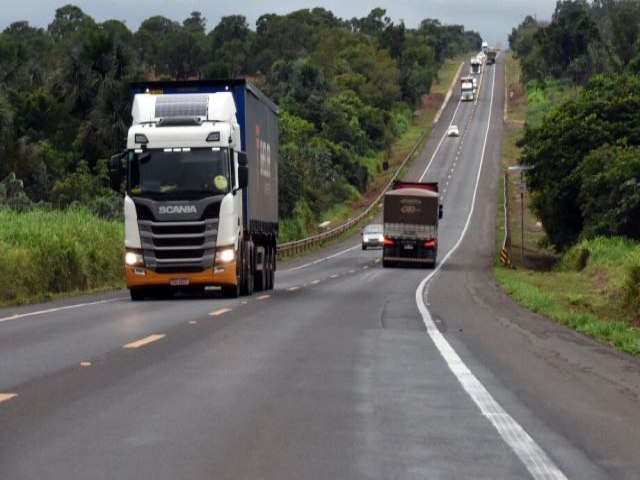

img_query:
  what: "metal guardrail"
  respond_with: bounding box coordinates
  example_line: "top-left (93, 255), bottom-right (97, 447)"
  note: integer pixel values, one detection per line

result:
top-left (277, 129), bottom-right (428, 255)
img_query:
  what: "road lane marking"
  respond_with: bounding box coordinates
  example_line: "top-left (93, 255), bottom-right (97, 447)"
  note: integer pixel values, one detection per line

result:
top-left (123, 334), bottom-right (166, 349)
top-left (416, 64), bottom-right (568, 480)
top-left (0, 298), bottom-right (122, 324)
top-left (287, 286), bottom-right (300, 292)
top-left (210, 308), bottom-right (232, 316)
top-left (80, 362), bottom-right (92, 367)
top-left (310, 280), bottom-right (320, 285)
top-left (330, 275), bottom-right (338, 278)
top-left (0, 393), bottom-right (17, 403)
top-left (281, 245), bottom-right (360, 272)
top-left (256, 295), bottom-right (271, 300)
top-left (188, 321), bottom-right (197, 324)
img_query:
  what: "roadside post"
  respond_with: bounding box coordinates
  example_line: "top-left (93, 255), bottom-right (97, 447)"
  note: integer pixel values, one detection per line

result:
top-left (508, 165), bottom-right (534, 264)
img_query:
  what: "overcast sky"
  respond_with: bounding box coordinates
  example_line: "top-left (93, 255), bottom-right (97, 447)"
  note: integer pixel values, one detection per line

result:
top-left (1, 0), bottom-right (558, 47)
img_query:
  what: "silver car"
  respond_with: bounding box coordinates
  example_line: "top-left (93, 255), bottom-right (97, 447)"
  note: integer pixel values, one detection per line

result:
top-left (362, 223), bottom-right (384, 250)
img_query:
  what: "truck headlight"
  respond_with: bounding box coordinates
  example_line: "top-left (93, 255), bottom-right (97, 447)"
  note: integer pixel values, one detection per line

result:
top-left (125, 250), bottom-right (144, 266)
top-left (215, 248), bottom-right (235, 264)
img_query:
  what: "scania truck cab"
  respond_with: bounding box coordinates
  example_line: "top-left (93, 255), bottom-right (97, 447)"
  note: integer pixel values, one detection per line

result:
top-left (110, 79), bottom-right (278, 300)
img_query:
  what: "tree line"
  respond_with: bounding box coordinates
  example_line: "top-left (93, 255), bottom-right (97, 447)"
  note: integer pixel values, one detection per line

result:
top-left (0, 4), bottom-right (480, 233)
top-left (509, 0), bottom-right (640, 250)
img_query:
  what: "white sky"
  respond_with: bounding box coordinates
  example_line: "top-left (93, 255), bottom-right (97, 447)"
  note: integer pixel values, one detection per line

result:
top-left (1, 0), bottom-right (557, 47)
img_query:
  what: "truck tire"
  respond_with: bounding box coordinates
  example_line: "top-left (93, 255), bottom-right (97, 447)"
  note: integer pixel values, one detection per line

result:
top-left (240, 241), bottom-right (254, 296)
top-left (264, 245), bottom-right (274, 290)
top-left (254, 246), bottom-right (266, 292)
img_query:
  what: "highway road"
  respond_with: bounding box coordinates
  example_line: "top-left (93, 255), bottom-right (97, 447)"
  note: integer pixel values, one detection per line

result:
top-left (2, 57), bottom-right (640, 479)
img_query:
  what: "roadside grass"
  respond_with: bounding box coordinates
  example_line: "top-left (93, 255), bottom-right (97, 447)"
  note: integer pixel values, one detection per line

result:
top-left (0, 206), bottom-right (124, 307)
top-left (494, 246), bottom-right (640, 356)
top-left (505, 52), bottom-right (526, 123)
top-left (496, 58), bottom-right (640, 356)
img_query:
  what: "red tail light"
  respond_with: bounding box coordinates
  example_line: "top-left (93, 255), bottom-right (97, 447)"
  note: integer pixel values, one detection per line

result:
top-left (383, 237), bottom-right (394, 245)
top-left (423, 239), bottom-right (436, 248)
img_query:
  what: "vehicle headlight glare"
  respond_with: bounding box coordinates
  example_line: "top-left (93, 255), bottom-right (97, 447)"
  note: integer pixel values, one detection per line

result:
top-left (125, 251), bottom-right (144, 266)
top-left (216, 248), bottom-right (235, 263)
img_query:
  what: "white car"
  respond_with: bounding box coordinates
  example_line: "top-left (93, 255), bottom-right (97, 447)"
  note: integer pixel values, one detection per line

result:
top-left (361, 223), bottom-right (384, 250)
top-left (447, 125), bottom-right (460, 137)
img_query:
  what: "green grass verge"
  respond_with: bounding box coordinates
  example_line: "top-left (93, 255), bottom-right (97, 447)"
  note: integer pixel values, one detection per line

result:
top-left (0, 206), bottom-right (124, 306)
top-left (494, 262), bottom-right (640, 356)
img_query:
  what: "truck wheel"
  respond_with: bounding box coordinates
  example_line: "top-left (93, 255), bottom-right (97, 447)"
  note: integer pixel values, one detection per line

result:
top-left (267, 257), bottom-right (275, 290)
top-left (254, 247), bottom-right (266, 292)
top-left (240, 241), bottom-right (254, 296)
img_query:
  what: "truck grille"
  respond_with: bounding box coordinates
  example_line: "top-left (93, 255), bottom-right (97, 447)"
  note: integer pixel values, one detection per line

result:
top-left (138, 219), bottom-right (217, 272)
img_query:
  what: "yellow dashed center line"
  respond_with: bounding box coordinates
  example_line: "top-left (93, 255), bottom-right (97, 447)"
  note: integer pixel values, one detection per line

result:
top-left (256, 295), bottom-right (271, 300)
top-left (0, 393), bottom-right (18, 404)
top-left (80, 361), bottom-right (92, 367)
top-left (210, 308), bottom-right (232, 316)
top-left (123, 334), bottom-right (166, 349)
top-left (287, 286), bottom-right (300, 292)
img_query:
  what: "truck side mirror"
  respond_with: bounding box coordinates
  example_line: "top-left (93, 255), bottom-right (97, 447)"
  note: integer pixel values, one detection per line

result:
top-left (109, 151), bottom-right (126, 194)
top-left (439, 204), bottom-right (443, 219)
top-left (237, 151), bottom-right (248, 190)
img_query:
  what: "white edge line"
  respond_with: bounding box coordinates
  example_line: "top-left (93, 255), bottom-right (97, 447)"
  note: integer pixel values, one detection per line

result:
top-left (280, 244), bottom-right (360, 272)
top-left (0, 298), bottom-right (122, 323)
top-left (414, 63), bottom-right (568, 480)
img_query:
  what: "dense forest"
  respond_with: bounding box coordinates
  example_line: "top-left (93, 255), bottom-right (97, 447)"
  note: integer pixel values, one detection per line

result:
top-left (0, 4), bottom-right (480, 237)
top-left (509, 0), bottom-right (640, 250)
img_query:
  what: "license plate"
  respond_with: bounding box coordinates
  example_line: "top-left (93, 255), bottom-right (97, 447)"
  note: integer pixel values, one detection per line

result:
top-left (403, 244), bottom-right (414, 250)
top-left (170, 278), bottom-right (189, 286)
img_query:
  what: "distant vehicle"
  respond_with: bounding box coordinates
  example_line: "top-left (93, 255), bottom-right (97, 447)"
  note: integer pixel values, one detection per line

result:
top-left (382, 181), bottom-right (443, 268)
top-left (482, 41), bottom-right (488, 53)
top-left (361, 223), bottom-right (384, 250)
top-left (460, 76), bottom-right (474, 101)
top-left (486, 49), bottom-right (497, 65)
top-left (447, 125), bottom-right (460, 137)
top-left (472, 77), bottom-right (478, 92)
top-left (470, 57), bottom-right (481, 74)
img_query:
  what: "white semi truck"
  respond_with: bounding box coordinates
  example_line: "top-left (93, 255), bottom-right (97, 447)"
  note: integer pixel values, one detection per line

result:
top-left (460, 76), bottom-right (474, 101)
top-left (110, 79), bottom-right (278, 300)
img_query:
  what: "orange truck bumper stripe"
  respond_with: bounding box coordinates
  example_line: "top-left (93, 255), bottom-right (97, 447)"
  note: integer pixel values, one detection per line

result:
top-left (125, 261), bottom-right (237, 288)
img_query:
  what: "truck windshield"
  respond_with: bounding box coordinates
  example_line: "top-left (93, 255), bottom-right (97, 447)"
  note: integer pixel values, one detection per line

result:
top-left (128, 148), bottom-right (231, 199)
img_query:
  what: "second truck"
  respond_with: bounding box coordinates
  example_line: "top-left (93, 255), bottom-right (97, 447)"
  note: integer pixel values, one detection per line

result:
top-left (460, 76), bottom-right (474, 101)
top-left (382, 181), bottom-right (443, 268)
top-left (110, 79), bottom-right (278, 300)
